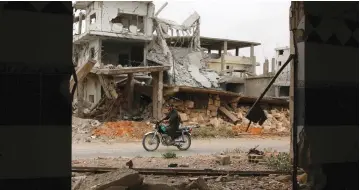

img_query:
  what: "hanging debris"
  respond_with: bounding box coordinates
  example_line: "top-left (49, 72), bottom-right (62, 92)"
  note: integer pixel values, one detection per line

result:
top-left (147, 12), bottom-right (220, 88)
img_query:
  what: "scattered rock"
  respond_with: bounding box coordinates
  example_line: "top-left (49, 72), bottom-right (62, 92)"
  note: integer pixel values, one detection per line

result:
top-left (77, 169), bottom-right (143, 190)
top-left (185, 177), bottom-right (209, 190)
top-left (141, 184), bottom-right (176, 190)
top-left (179, 163), bottom-right (190, 168)
top-left (275, 175), bottom-right (292, 183)
top-left (297, 173), bottom-right (308, 184)
top-left (184, 100), bottom-right (195, 108)
top-left (215, 155), bottom-right (231, 165)
top-left (104, 186), bottom-right (128, 190)
top-left (215, 175), bottom-right (228, 182)
top-left (232, 155), bottom-right (241, 159)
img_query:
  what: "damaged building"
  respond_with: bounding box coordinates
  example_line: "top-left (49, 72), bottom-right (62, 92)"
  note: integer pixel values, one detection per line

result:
top-left (72, 1), bottom-right (169, 120)
top-left (71, 1), bottom-right (288, 122)
top-left (162, 36), bottom-right (262, 94)
top-left (273, 46), bottom-right (290, 98)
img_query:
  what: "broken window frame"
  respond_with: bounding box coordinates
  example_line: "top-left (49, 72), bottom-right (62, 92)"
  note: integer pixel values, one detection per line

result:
top-left (110, 13), bottom-right (144, 34)
top-left (90, 13), bottom-right (96, 24)
top-left (89, 95), bottom-right (95, 103)
top-left (278, 50), bottom-right (284, 55)
top-left (90, 47), bottom-right (95, 59)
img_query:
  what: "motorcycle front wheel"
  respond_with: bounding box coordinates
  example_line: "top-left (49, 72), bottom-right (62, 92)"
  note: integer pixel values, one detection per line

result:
top-left (142, 132), bottom-right (160, 151)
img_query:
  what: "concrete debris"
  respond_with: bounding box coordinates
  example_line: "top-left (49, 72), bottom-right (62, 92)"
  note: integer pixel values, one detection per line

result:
top-left (248, 145), bottom-right (264, 155)
top-left (77, 169), bottom-right (144, 190)
top-left (215, 175), bottom-right (230, 182)
top-left (188, 64), bottom-right (212, 88)
top-left (142, 184), bottom-right (176, 190)
top-left (104, 64), bottom-right (116, 69)
top-left (275, 175), bottom-right (292, 183)
top-left (185, 177), bottom-right (210, 190)
top-left (162, 97), bottom-right (290, 136)
top-left (148, 13), bottom-right (219, 88)
top-left (182, 12), bottom-right (201, 28)
top-left (215, 155), bottom-right (231, 165)
top-left (73, 169), bottom-right (214, 190)
top-left (72, 116), bottom-right (102, 143)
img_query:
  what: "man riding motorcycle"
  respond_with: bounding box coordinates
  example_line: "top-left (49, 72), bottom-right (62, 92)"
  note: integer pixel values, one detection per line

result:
top-left (158, 102), bottom-right (182, 144)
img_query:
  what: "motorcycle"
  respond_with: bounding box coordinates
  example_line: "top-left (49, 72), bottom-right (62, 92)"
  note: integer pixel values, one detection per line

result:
top-left (142, 121), bottom-right (198, 151)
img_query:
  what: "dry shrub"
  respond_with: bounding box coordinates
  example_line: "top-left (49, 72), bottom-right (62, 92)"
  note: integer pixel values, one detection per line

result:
top-left (192, 126), bottom-right (236, 138)
top-left (162, 151), bottom-right (177, 159)
top-left (265, 152), bottom-right (292, 172)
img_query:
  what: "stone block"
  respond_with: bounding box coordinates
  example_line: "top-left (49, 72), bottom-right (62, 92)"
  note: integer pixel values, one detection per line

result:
top-left (79, 169), bottom-right (143, 190)
top-left (184, 100), bottom-right (195, 108)
top-left (141, 184), bottom-right (176, 190)
top-left (207, 105), bottom-right (218, 111)
top-left (210, 111), bottom-right (217, 117)
top-left (179, 112), bottom-right (188, 121)
top-left (214, 100), bottom-right (221, 107)
top-left (248, 154), bottom-right (264, 163)
top-left (215, 155), bottom-right (231, 165)
top-left (208, 98), bottom-right (213, 105)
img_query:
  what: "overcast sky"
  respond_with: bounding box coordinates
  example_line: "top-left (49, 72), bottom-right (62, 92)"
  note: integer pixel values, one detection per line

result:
top-left (153, 0), bottom-right (291, 74)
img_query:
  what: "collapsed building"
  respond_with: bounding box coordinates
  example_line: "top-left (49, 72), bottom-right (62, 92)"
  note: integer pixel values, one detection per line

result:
top-left (72, 1), bottom-right (289, 123)
top-left (72, 1), bottom-right (170, 120)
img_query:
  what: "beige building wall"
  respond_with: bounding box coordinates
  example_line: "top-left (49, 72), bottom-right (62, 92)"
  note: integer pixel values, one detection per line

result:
top-left (83, 74), bottom-right (102, 105)
top-left (207, 55), bottom-right (254, 76)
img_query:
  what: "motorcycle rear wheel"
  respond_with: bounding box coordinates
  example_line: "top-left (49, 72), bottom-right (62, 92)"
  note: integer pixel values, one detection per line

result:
top-left (142, 132), bottom-right (160, 151)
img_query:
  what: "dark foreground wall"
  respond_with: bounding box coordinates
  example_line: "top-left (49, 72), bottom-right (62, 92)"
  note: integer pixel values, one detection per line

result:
top-left (0, 2), bottom-right (73, 189)
top-left (295, 2), bottom-right (358, 189)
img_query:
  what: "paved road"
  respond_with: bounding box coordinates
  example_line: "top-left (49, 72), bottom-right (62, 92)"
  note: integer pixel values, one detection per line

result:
top-left (72, 137), bottom-right (290, 159)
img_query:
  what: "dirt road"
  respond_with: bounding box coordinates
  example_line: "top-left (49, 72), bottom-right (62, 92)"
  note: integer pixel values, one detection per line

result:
top-left (72, 137), bottom-right (289, 159)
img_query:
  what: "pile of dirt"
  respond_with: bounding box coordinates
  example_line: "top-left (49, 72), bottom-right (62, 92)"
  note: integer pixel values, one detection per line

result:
top-left (93, 121), bottom-right (153, 139)
top-left (72, 117), bottom-right (153, 142)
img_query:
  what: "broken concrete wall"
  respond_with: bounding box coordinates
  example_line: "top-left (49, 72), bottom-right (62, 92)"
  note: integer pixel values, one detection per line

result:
top-left (224, 83), bottom-right (245, 94)
top-left (84, 1), bottom-right (153, 37)
top-left (73, 1), bottom-right (154, 41)
top-left (244, 76), bottom-right (276, 97)
top-left (208, 55), bottom-right (254, 75)
top-left (74, 39), bottom-right (101, 67)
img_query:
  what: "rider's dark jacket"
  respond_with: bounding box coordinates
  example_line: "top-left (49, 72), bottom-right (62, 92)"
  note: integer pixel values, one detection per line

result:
top-left (164, 109), bottom-right (181, 135)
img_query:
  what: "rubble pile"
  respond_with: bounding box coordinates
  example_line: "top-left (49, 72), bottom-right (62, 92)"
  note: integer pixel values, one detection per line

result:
top-left (168, 95), bottom-right (222, 125)
top-left (72, 169), bottom-right (291, 190)
top-left (165, 97), bottom-right (290, 136)
top-left (92, 121), bottom-right (153, 139)
top-left (72, 116), bottom-right (101, 143)
top-left (232, 106), bottom-right (291, 135)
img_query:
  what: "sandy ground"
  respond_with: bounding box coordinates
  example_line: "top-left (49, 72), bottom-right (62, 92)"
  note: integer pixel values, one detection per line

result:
top-left (72, 172), bottom-right (292, 190)
top-left (72, 152), bottom-right (273, 171)
top-left (72, 137), bottom-right (290, 159)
